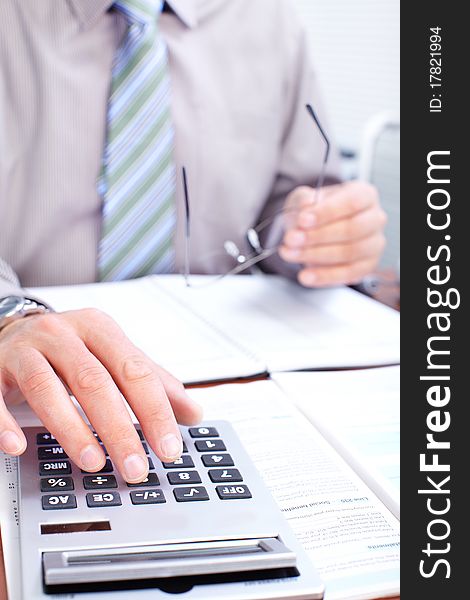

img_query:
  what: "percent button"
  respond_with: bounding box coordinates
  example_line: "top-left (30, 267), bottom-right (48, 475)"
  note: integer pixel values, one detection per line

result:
top-left (40, 477), bottom-right (74, 493)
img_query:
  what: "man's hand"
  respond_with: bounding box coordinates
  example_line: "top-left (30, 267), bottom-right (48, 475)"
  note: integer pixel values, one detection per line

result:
top-left (279, 181), bottom-right (387, 287)
top-left (0, 309), bottom-right (202, 483)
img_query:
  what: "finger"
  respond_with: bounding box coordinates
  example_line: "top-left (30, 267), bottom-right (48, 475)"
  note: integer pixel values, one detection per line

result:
top-left (0, 390), bottom-right (27, 455)
top-left (42, 334), bottom-right (150, 484)
top-left (69, 309), bottom-right (185, 464)
top-left (298, 257), bottom-right (380, 288)
top-left (283, 205), bottom-right (387, 248)
top-left (153, 365), bottom-right (203, 426)
top-left (296, 181), bottom-right (379, 230)
top-left (280, 233), bottom-right (386, 266)
top-left (4, 345), bottom-right (105, 470)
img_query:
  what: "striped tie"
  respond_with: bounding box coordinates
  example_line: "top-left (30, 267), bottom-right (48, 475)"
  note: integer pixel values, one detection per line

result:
top-left (98, 0), bottom-right (176, 281)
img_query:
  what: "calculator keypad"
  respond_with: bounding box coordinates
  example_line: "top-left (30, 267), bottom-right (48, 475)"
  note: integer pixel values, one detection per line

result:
top-left (35, 425), bottom-right (251, 511)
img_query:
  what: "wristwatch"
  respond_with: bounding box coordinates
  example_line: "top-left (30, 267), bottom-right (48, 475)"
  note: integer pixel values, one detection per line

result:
top-left (0, 295), bottom-right (54, 333)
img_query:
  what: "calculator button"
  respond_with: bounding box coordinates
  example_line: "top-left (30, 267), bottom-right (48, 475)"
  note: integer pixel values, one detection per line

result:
top-left (216, 485), bottom-right (252, 500)
top-left (141, 442), bottom-right (149, 454)
top-left (182, 441), bottom-right (188, 453)
top-left (86, 492), bottom-right (122, 507)
top-left (83, 475), bottom-right (117, 490)
top-left (195, 439), bottom-right (226, 452)
top-left (130, 489), bottom-right (166, 505)
top-left (39, 461), bottom-right (72, 476)
top-left (135, 429), bottom-right (145, 441)
top-left (201, 454), bottom-right (234, 468)
top-left (189, 427), bottom-right (219, 438)
top-left (42, 494), bottom-right (77, 510)
top-left (40, 477), bottom-right (74, 493)
top-left (82, 459), bottom-right (113, 474)
top-left (36, 432), bottom-right (57, 445)
top-left (127, 473), bottom-right (160, 487)
top-left (167, 471), bottom-right (202, 485)
top-left (208, 469), bottom-right (243, 483)
top-left (38, 446), bottom-right (68, 460)
top-left (162, 455), bottom-right (194, 469)
top-left (173, 487), bottom-right (209, 502)
top-left (147, 457), bottom-right (155, 470)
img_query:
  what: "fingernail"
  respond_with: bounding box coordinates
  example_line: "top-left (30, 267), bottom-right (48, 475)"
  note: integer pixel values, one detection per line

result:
top-left (80, 445), bottom-right (105, 471)
top-left (288, 231), bottom-right (306, 247)
top-left (123, 453), bottom-right (148, 482)
top-left (160, 433), bottom-right (182, 460)
top-left (0, 431), bottom-right (24, 454)
top-left (300, 212), bottom-right (316, 228)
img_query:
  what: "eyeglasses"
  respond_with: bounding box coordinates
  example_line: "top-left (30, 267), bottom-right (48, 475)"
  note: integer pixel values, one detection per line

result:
top-left (182, 103), bottom-right (330, 288)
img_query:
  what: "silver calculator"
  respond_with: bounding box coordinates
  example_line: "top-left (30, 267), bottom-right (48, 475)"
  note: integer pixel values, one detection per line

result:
top-left (18, 421), bottom-right (324, 599)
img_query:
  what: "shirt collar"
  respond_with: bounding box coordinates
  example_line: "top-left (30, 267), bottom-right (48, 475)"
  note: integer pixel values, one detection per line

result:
top-left (164, 0), bottom-right (198, 28)
top-left (67, 0), bottom-right (115, 28)
top-left (68, 0), bottom-right (198, 29)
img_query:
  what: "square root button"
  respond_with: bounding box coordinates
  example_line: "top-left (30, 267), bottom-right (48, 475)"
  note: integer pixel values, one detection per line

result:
top-left (173, 487), bottom-right (209, 502)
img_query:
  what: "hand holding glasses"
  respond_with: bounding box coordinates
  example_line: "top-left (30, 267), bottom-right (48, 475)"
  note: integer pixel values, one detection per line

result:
top-left (182, 104), bottom-right (330, 288)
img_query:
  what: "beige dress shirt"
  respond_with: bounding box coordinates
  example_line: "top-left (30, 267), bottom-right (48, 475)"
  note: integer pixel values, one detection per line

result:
top-left (0, 0), bottom-right (340, 298)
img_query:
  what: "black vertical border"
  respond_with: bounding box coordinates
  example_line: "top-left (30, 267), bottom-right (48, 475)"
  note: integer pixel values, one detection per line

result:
top-left (401, 3), bottom-right (465, 598)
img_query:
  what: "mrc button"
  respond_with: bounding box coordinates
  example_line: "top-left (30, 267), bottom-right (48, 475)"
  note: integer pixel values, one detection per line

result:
top-left (39, 461), bottom-right (72, 476)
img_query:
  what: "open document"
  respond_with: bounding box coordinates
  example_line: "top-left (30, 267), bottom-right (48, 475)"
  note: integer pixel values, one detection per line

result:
top-left (1, 380), bottom-right (399, 600)
top-left (29, 274), bottom-right (400, 384)
top-left (272, 367), bottom-right (400, 520)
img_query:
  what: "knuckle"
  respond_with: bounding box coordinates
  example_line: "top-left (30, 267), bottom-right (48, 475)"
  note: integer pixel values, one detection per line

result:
top-left (144, 401), bottom-right (174, 425)
top-left (122, 356), bottom-right (157, 384)
top-left (76, 364), bottom-right (112, 394)
top-left (79, 307), bottom-right (106, 323)
top-left (378, 208), bottom-right (388, 228)
top-left (32, 313), bottom-right (65, 337)
top-left (22, 368), bottom-right (54, 396)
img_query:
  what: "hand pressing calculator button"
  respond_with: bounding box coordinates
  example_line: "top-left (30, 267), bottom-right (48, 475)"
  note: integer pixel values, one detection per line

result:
top-left (18, 421), bottom-right (325, 600)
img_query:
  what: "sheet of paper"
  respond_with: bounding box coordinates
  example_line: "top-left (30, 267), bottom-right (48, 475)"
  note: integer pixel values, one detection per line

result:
top-left (188, 381), bottom-right (400, 600)
top-left (155, 274), bottom-right (400, 370)
top-left (272, 367), bottom-right (400, 519)
top-left (30, 278), bottom-right (265, 384)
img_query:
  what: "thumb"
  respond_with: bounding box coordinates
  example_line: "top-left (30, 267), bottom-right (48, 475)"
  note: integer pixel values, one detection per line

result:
top-left (0, 391), bottom-right (27, 455)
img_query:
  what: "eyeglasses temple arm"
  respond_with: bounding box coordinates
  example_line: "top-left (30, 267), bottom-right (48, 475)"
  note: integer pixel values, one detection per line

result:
top-left (182, 166), bottom-right (190, 286)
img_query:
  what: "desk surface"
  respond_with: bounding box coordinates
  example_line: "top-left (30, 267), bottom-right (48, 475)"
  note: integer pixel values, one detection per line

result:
top-left (0, 271), bottom-right (400, 599)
